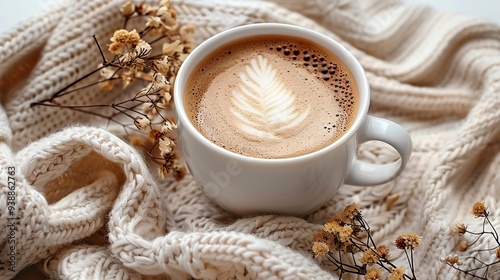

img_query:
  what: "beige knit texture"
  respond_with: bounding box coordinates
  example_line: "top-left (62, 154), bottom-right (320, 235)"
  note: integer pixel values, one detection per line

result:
top-left (1, 0), bottom-right (500, 279)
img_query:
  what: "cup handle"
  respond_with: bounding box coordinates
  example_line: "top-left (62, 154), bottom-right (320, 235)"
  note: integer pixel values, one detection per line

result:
top-left (345, 116), bottom-right (412, 186)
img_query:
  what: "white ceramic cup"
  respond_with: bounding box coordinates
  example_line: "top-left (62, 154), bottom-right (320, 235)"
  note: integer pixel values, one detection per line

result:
top-left (174, 23), bottom-right (412, 216)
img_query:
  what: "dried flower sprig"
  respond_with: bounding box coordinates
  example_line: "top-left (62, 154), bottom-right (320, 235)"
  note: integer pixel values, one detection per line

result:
top-left (30, 0), bottom-right (194, 180)
top-left (443, 201), bottom-right (500, 279)
top-left (311, 203), bottom-right (420, 279)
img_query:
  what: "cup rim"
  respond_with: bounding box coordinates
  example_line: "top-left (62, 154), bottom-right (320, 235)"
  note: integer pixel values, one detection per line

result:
top-left (174, 23), bottom-right (370, 164)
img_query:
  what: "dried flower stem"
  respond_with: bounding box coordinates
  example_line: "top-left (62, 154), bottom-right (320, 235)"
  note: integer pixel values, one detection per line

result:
top-left (405, 248), bottom-right (416, 280)
top-left (93, 34), bottom-right (108, 64)
top-left (30, 0), bottom-right (195, 180)
top-left (312, 203), bottom-right (419, 279)
top-left (445, 201), bottom-right (500, 279)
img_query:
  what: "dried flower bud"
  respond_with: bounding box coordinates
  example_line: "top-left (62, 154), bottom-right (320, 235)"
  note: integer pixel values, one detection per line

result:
top-left (158, 164), bottom-right (170, 179)
top-left (360, 249), bottom-right (379, 266)
top-left (162, 40), bottom-right (183, 56)
top-left (144, 3), bottom-right (178, 33)
top-left (376, 245), bottom-right (390, 259)
top-left (180, 24), bottom-right (196, 43)
top-left (172, 165), bottom-right (186, 181)
top-left (365, 267), bottom-right (381, 280)
top-left (441, 254), bottom-right (461, 266)
top-left (152, 56), bottom-right (170, 76)
top-left (160, 120), bottom-right (177, 133)
top-left (471, 201), bottom-right (488, 217)
top-left (134, 116), bottom-right (151, 130)
top-left (110, 29), bottom-right (141, 55)
top-left (159, 136), bottom-right (175, 156)
top-left (312, 241), bottom-right (329, 256)
top-left (135, 40), bottom-right (152, 56)
top-left (120, 1), bottom-right (135, 17)
top-left (342, 202), bottom-right (361, 221)
top-left (127, 29), bottom-right (140, 46)
top-left (395, 233), bottom-right (422, 250)
top-left (164, 152), bottom-right (176, 164)
top-left (313, 230), bottom-right (330, 243)
top-left (323, 219), bottom-right (341, 233)
top-left (161, 153), bottom-right (176, 179)
top-left (146, 16), bottom-right (162, 28)
top-left (109, 42), bottom-right (123, 55)
top-left (389, 267), bottom-right (405, 280)
top-left (112, 29), bottom-right (139, 46)
top-left (497, 247), bottom-right (500, 259)
top-left (451, 222), bottom-right (467, 236)
top-left (157, 7), bottom-right (177, 25)
top-left (458, 240), bottom-right (468, 252)
top-left (118, 40), bottom-right (151, 70)
top-left (157, 6), bottom-right (169, 17)
top-left (135, 4), bottom-right (148, 15)
top-left (111, 29), bottom-right (130, 44)
top-left (323, 220), bottom-right (353, 243)
top-left (152, 73), bottom-right (170, 95)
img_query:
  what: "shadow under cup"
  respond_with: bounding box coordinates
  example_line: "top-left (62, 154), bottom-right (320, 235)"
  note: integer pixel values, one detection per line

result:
top-left (174, 23), bottom-right (402, 216)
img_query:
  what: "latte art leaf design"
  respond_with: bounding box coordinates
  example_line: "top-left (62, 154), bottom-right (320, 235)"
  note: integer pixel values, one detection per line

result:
top-left (230, 55), bottom-right (310, 140)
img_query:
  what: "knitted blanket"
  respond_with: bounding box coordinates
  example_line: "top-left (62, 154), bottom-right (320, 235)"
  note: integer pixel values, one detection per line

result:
top-left (1, 0), bottom-right (500, 279)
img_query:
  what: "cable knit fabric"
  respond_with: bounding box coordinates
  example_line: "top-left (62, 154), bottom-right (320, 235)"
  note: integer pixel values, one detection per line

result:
top-left (1, 0), bottom-right (500, 279)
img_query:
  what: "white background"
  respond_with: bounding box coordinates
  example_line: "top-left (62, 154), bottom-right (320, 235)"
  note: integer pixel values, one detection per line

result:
top-left (1, 0), bottom-right (500, 35)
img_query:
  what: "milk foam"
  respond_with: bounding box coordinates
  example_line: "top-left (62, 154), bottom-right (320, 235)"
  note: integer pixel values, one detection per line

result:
top-left (230, 55), bottom-right (311, 140)
top-left (185, 35), bottom-right (358, 159)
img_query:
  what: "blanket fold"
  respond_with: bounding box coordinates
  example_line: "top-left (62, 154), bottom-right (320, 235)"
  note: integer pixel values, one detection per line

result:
top-left (1, 0), bottom-right (500, 279)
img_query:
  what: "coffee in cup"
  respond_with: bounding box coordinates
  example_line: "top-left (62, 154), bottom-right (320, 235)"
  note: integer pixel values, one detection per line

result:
top-left (184, 35), bottom-right (358, 159)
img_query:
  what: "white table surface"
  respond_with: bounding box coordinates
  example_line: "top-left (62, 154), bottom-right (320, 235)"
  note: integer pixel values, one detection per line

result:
top-left (0, 1), bottom-right (499, 36)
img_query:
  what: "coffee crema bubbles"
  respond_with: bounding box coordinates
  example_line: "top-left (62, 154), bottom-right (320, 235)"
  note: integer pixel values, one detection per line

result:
top-left (185, 35), bottom-right (359, 159)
